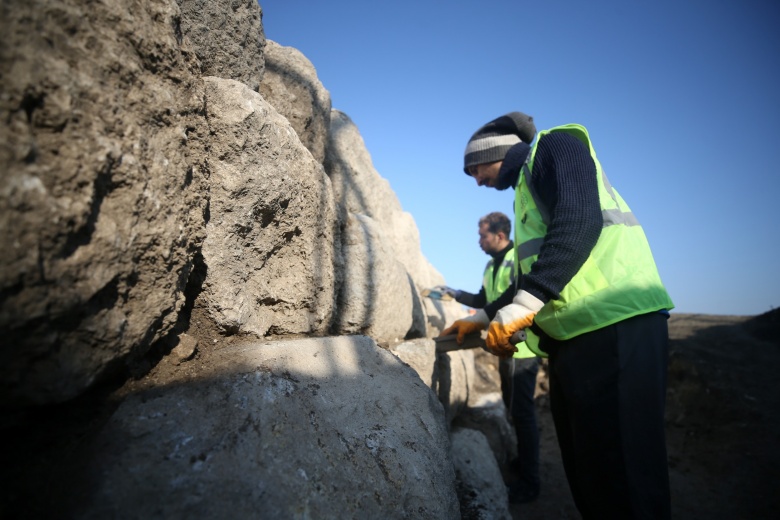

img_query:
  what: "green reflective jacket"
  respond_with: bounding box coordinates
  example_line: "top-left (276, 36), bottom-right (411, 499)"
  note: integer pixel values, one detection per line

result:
top-left (514, 124), bottom-right (674, 340)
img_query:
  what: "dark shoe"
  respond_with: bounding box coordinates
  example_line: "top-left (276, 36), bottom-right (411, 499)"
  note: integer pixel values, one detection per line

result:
top-left (507, 481), bottom-right (539, 504)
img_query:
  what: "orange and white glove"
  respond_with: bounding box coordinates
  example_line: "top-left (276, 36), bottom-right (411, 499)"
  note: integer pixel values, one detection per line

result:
top-left (486, 291), bottom-right (545, 358)
top-left (440, 309), bottom-right (490, 345)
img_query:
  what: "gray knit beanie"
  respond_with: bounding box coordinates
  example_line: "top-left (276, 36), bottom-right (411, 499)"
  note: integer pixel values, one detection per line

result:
top-left (463, 111), bottom-right (537, 174)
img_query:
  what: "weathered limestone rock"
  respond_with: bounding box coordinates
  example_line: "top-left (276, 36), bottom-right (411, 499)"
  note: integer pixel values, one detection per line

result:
top-left (390, 337), bottom-right (516, 472)
top-left (0, 0), bottom-right (208, 405)
top-left (456, 354), bottom-right (524, 472)
top-left (472, 348), bottom-right (503, 395)
top-left (408, 275), bottom-right (429, 339)
top-left (434, 349), bottom-right (475, 426)
top-left (455, 392), bottom-right (518, 473)
top-left (177, 0), bottom-right (265, 91)
top-left (451, 427), bottom-right (511, 520)
top-left (70, 336), bottom-right (461, 519)
top-left (390, 338), bottom-right (437, 387)
top-left (391, 340), bottom-right (471, 426)
top-left (201, 76), bottom-right (337, 337)
top-left (325, 110), bottom-right (445, 292)
top-left (424, 296), bottom-right (469, 338)
top-left (334, 213), bottom-right (413, 342)
top-left (390, 339), bottom-right (475, 427)
top-left (260, 40), bottom-right (332, 164)
top-left (325, 110), bottom-right (449, 338)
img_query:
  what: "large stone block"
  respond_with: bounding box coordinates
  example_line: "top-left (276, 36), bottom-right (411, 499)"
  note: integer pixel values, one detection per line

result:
top-left (0, 0), bottom-right (208, 405)
top-left (260, 40), bottom-right (332, 164)
top-left (390, 338), bottom-right (437, 388)
top-left (451, 427), bottom-right (511, 520)
top-left (454, 392), bottom-right (518, 474)
top-left (177, 0), bottom-right (265, 91)
top-left (390, 339), bottom-right (476, 427)
top-left (201, 76), bottom-right (337, 337)
top-left (423, 296), bottom-right (469, 338)
top-left (325, 109), bottom-right (445, 292)
top-left (334, 213), bottom-right (414, 342)
top-left (69, 336), bottom-right (461, 519)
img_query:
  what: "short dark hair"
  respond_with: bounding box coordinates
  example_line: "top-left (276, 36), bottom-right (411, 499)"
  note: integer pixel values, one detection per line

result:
top-left (479, 212), bottom-right (511, 237)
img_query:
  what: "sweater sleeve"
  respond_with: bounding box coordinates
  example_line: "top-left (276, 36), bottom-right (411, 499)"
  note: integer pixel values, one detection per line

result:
top-left (456, 286), bottom-right (488, 309)
top-left (519, 132), bottom-right (602, 302)
top-left (483, 284), bottom-right (516, 320)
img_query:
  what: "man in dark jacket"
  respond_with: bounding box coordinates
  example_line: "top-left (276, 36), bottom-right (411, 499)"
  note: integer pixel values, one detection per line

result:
top-left (441, 112), bottom-right (674, 520)
top-left (438, 211), bottom-right (540, 503)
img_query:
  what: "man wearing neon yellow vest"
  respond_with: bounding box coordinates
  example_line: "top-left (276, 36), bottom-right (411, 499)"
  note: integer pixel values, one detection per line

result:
top-left (441, 112), bottom-right (674, 519)
top-left (436, 211), bottom-right (541, 504)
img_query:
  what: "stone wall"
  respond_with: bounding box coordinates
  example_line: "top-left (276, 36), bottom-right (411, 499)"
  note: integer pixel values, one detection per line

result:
top-left (0, 1), bottom-right (511, 518)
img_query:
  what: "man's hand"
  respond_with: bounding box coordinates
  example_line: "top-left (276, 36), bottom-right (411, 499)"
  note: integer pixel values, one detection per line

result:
top-left (486, 291), bottom-right (544, 358)
top-left (433, 285), bottom-right (461, 299)
top-left (440, 309), bottom-right (489, 344)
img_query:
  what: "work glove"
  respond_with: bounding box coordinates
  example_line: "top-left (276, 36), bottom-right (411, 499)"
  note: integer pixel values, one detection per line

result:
top-left (486, 291), bottom-right (545, 358)
top-left (433, 285), bottom-right (461, 299)
top-left (440, 309), bottom-right (490, 344)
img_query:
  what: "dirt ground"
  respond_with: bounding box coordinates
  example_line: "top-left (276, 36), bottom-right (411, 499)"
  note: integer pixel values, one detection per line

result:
top-left (511, 310), bottom-right (780, 520)
top-left (2, 309), bottom-right (779, 519)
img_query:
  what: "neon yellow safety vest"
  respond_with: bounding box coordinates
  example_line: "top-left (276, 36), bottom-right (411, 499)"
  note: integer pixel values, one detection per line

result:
top-left (514, 124), bottom-right (674, 340)
top-left (482, 247), bottom-right (538, 358)
top-left (482, 247), bottom-right (516, 302)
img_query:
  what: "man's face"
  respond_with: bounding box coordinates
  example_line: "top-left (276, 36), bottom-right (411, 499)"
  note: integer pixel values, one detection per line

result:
top-left (478, 223), bottom-right (503, 254)
top-left (467, 161), bottom-right (502, 188)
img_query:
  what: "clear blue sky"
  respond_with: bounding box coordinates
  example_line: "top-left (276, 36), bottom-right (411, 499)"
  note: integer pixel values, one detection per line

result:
top-left (259, 0), bottom-right (780, 316)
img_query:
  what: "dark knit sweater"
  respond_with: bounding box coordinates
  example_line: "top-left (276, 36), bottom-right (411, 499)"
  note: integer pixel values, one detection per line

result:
top-left (483, 131), bottom-right (602, 320)
top-left (456, 241), bottom-right (515, 309)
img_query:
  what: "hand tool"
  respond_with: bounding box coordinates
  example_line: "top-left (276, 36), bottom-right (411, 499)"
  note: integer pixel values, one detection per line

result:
top-left (434, 330), bottom-right (527, 353)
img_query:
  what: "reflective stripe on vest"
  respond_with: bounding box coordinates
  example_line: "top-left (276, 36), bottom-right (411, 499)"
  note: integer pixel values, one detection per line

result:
top-left (514, 124), bottom-right (674, 340)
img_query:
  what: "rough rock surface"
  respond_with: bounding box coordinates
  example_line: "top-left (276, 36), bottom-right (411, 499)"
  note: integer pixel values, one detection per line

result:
top-left (455, 392), bottom-right (519, 473)
top-left (325, 110), bottom-right (445, 291)
top-left (424, 296), bottom-right (469, 338)
top-left (394, 333), bottom-right (518, 475)
top-left (260, 40), bottom-right (332, 164)
top-left (389, 336), bottom-right (506, 514)
top-left (472, 348), bottom-right (503, 395)
top-left (325, 109), bottom-right (456, 339)
top-left (451, 427), bottom-right (512, 520)
top-left (201, 76), bottom-right (337, 337)
top-left (334, 213), bottom-right (414, 342)
top-left (459, 353), bottom-right (522, 472)
top-left (68, 336), bottom-right (461, 519)
top-left (0, 0), bottom-right (208, 405)
top-left (390, 341), bottom-right (475, 420)
top-left (389, 336), bottom-right (476, 429)
top-left (391, 338), bottom-right (437, 388)
top-left (177, 0), bottom-right (265, 91)
top-left (0, 2), bottom-right (777, 518)
top-left (435, 349), bottom-right (476, 426)
top-left (0, 1), bottom-right (516, 516)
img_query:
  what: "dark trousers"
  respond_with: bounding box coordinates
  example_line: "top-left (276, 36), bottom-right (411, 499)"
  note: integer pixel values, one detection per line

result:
top-left (499, 356), bottom-right (540, 492)
top-left (541, 312), bottom-right (671, 520)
